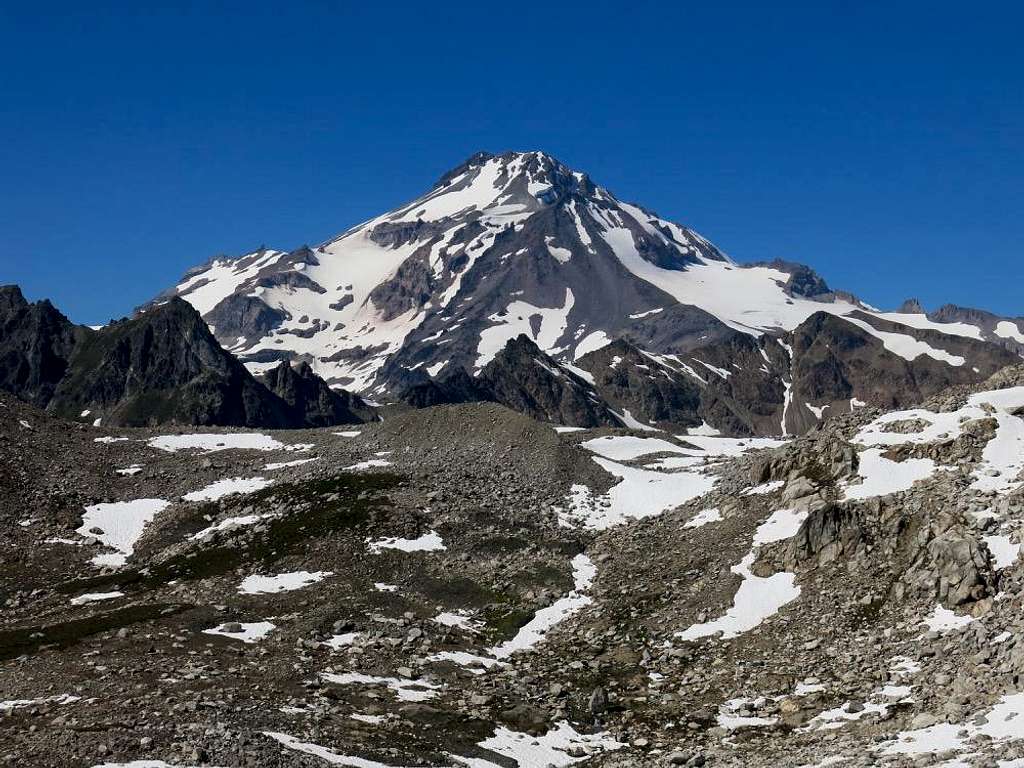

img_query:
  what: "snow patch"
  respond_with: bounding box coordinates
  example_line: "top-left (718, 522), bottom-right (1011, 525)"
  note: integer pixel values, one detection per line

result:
top-left (148, 433), bottom-right (291, 453)
top-left (78, 498), bottom-right (171, 568)
top-left (476, 288), bottom-right (574, 368)
top-left (182, 476), bottom-right (272, 502)
top-left (70, 591), bottom-right (124, 606)
top-left (203, 621), bottom-right (275, 643)
top-left (367, 530), bottom-right (445, 553)
top-left (238, 571), bottom-right (332, 594)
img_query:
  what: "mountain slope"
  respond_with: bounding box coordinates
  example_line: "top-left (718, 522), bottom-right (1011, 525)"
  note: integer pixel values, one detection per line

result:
top-left (151, 150), bottom-right (1021, 434)
top-left (0, 285), bottom-right (92, 408)
top-left (0, 287), bottom-right (372, 429)
top-left (48, 298), bottom-right (297, 427)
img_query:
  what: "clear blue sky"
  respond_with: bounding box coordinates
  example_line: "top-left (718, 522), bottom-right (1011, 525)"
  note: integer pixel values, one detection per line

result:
top-left (1, 1), bottom-right (1021, 324)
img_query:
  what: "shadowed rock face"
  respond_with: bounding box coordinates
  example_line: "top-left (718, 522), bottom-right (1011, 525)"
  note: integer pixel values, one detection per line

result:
top-left (0, 287), bottom-right (372, 429)
top-left (787, 311), bottom-right (1020, 424)
top-left (476, 335), bottom-right (618, 428)
top-left (47, 298), bottom-right (296, 428)
top-left (395, 310), bottom-right (1021, 436)
top-left (205, 294), bottom-right (287, 342)
top-left (573, 338), bottom-right (703, 430)
top-left (262, 360), bottom-right (371, 427)
top-left (0, 285), bottom-right (91, 408)
top-left (400, 335), bottom-right (618, 428)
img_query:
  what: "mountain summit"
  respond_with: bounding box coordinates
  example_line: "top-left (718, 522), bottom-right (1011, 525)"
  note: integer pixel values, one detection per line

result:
top-left (149, 150), bottom-right (1024, 434)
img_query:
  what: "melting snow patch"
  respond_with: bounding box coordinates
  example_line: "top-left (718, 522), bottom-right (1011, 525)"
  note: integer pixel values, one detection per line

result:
top-left (803, 700), bottom-right (890, 731)
top-left (203, 621), bottom-right (275, 643)
top-left (374, 582), bottom-right (398, 592)
top-left (428, 650), bottom-right (508, 670)
top-left (472, 721), bottom-right (624, 766)
top-left (182, 476), bottom-right (272, 502)
top-left (265, 731), bottom-right (410, 767)
top-left (367, 530), bottom-right (445, 553)
top-left (610, 408), bottom-right (660, 432)
top-left (921, 604), bottom-right (975, 633)
top-left (716, 698), bottom-right (778, 730)
top-left (841, 449), bottom-right (937, 501)
top-left (325, 632), bottom-right (361, 650)
top-left (677, 504), bottom-right (803, 641)
top-left (476, 289), bottom-right (575, 369)
top-left (582, 435), bottom-right (688, 461)
top-left (676, 551), bottom-right (799, 641)
top-left (984, 534), bottom-right (1021, 569)
top-left (148, 433), bottom-right (291, 453)
top-left (742, 480), bottom-right (784, 495)
top-left (345, 458), bottom-right (392, 471)
top-left (334, 430), bottom-right (362, 437)
top-left (70, 591), bottom-right (124, 606)
top-left (843, 316), bottom-right (966, 366)
top-left (425, 360), bottom-right (448, 377)
top-left (562, 459), bottom-right (716, 530)
top-left (890, 656), bottom-right (922, 676)
top-left (350, 713), bottom-right (388, 725)
top-left (489, 554), bottom-right (595, 659)
top-left (852, 387), bottom-right (1024, 495)
top-left (629, 307), bottom-right (663, 320)
top-left (574, 330), bottom-right (612, 359)
top-left (674, 434), bottom-right (786, 458)
top-left (238, 571), bottom-right (332, 595)
top-left (321, 672), bottom-right (442, 702)
top-left (553, 425), bottom-right (587, 433)
top-left (265, 725), bottom-right (616, 768)
top-left (685, 507), bottom-right (723, 529)
top-left (2, 694), bottom-right (80, 712)
top-left (115, 465), bottom-right (143, 476)
top-left (433, 610), bottom-right (482, 632)
top-left (264, 457), bottom-right (318, 471)
top-left (881, 691), bottom-right (1024, 757)
top-left (995, 320), bottom-right (1024, 344)
top-left (545, 236), bottom-right (573, 263)
top-left (78, 498), bottom-right (171, 568)
top-left (753, 508), bottom-right (809, 545)
top-left (191, 514), bottom-right (268, 540)
top-left (806, 403), bottom-right (829, 419)
top-left (687, 421), bottom-right (722, 436)
top-left (794, 682), bottom-right (826, 695)
top-left (93, 436), bottom-right (129, 444)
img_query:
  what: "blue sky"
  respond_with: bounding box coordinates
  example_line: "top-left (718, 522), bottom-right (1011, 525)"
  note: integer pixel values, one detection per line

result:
top-left (1, 1), bottom-right (1021, 324)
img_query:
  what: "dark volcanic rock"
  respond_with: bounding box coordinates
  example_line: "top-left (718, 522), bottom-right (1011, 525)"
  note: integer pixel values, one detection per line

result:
top-left (262, 360), bottom-right (372, 426)
top-left (400, 336), bottom-right (618, 428)
top-left (788, 311), bottom-right (1019, 419)
top-left (205, 293), bottom-right (287, 341)
top-left (400, 367), bottom-right (491, 409)
top-left (48, 298), bottom-right (294, 428)
top-left (752, 259), bottom-right (832, 298)
top-left (575, 338), bottom-right (703, 430)
top-left (478, 335), bottom-right (618, 428)
top-left (0, 285), bottom-right (91, 408)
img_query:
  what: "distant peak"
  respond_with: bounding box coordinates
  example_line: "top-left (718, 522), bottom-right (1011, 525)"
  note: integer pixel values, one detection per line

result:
top-left (897, 298), bottom-right (925, 314)
top-left (436, 149), bottom-right (578, 188)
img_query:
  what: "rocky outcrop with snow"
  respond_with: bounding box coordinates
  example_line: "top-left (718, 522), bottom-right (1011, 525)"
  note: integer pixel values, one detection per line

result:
top-left (151, 151), bottom-right (1022, 436)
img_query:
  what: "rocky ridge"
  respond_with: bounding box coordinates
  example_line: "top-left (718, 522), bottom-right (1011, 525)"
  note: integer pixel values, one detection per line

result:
top-left (0, 286), bottom-right (367, 430)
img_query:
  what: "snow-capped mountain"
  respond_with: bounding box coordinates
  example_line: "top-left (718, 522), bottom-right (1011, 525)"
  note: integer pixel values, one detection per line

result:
top-left (151, 150), bottom-right (1023, 432)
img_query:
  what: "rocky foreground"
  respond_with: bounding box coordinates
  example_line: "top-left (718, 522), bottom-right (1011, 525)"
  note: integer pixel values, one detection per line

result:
top-left (3, 367), bottom-right (1024, 767)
